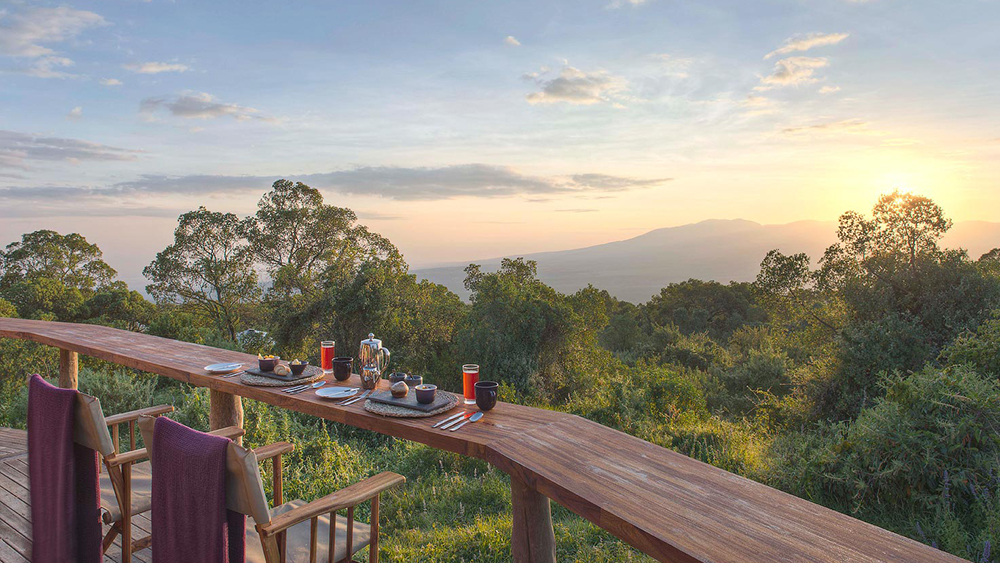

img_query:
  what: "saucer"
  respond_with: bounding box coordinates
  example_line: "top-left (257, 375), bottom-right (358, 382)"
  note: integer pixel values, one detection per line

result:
top-left (315, 387), bottom-right (359, 400)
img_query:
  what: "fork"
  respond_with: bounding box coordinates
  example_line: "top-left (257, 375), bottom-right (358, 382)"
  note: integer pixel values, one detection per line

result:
top-left (342, 390), bottom-right (371, 406)
top-left (221, 370), bottom-right (246, 379)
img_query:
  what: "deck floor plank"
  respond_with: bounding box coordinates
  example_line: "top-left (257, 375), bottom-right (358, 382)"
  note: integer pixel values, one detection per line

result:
top-left (0, 429), bottom-right (155, 563)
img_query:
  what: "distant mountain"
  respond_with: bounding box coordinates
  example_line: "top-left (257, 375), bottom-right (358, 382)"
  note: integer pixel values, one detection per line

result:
top-left (413, 219), bottom-right (1000, 303)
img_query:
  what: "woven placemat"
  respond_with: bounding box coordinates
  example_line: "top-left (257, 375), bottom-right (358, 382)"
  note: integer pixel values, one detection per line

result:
top-left (363, 391), bottom-right (459, 418)
top-left (240, 371), bottom-right (324, 387)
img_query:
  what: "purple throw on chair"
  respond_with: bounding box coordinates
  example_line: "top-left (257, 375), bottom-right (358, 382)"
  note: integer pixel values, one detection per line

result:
top-left (27, 374), bottom-right (103, 563)
top-left (151, 416), bottom-right (245, 563)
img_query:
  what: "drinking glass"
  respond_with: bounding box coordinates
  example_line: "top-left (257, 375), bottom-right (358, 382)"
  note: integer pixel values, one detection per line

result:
top-left (321, 341), bottom-right (335, 373)
top-left (462, 364), bottom-right (479, 405)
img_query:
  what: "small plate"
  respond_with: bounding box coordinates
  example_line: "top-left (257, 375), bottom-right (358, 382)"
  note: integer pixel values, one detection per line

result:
top-left (205, 363), bottom-right (243, 374)
top-left (316, 387), bottom-right (358, 400)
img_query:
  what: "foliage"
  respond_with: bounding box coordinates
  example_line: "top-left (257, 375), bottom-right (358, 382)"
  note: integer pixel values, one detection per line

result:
top-left (646, 279), bottom-right (766, 342)
top-left (768, 366), bottom-right (1000, 558)
top-left (144, 206), bottom-right (261, 340)
top-left (941, 311), bottom-right (1000, 378)
top-left (0, 230), bottom-right (117, 292)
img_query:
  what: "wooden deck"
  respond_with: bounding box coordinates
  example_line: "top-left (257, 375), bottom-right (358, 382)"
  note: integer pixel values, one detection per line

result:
top-left (0, 428), bottom-right (153, 563)
top-left (0, 318), bottom-right (967, 563)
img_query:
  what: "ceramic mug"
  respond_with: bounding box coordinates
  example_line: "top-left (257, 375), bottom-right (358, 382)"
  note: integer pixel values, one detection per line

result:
top-left (474, 381), bottom-right (498, 412)
top-left (332, 357), bottom-right (353, 382)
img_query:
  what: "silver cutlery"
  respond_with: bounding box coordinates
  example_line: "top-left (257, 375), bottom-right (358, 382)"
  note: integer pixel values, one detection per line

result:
top-left (342, 390), bottom-right (371, 405)
top-left (441, 411), bottom-right (474, 430)
top-left (287, 381), bottom-right (326, 394)
top-left (450, 412), bottom-right (484, 432)
top-left (281, 382), bottom-right (310, 393)
top-left (222, 370), bottom-right (246, 379)
top-left (432, 412), bottom-right (467, 428)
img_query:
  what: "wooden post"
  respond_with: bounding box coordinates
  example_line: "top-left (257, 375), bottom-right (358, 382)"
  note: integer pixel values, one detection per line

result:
top-left (209, 389), bottom-right (244, 444)
top-left (59, 348), bottom-right (78, 389)
top-left (510, 476), bottom-right (556, 563)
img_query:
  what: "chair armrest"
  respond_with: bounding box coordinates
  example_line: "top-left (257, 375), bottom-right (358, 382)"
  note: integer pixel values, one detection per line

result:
top-left (254, 442), bottom-right (294, 461)
top-left (208, 426), bottom-right (246, 440)
top-left (105, 448), bottom-right (148, 467)
top-left (105, 405), bottom-right (174, 426)
top-left (259, 472), bottom-right (405, 536)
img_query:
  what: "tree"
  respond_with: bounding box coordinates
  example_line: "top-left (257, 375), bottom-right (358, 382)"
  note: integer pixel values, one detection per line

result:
top-left (646, 280), bottom-right (766, 342)
top-left (243, 180), bottom-right (383, 296)
top-left (144, 207), bottom-right (260, 340)
top-left (457, 258), bottom-right (587, 397)
top-left (0, 230), bottom-right (116, 292)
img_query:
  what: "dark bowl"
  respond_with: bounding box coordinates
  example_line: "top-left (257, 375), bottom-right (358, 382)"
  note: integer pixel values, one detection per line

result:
top-left (404, 374), bottom-right (423, 388)
top-left (388, 372), bottom-right (407, 385)
top-left (414, 384), bottom-right (437, 404)
top-left (258, 357), bottom-right (280, 372)
top-left (289, 362), bottom-right (308, 376)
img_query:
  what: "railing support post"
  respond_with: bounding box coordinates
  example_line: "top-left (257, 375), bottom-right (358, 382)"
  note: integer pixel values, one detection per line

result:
top-left (209, 389), bottom-right (244, 445)
top-left (510, 476), bottom-right (556, 563)
top-left (59, 348), bottom-right (78, 389)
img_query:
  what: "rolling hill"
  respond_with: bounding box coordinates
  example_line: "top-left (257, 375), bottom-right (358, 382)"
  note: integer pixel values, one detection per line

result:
top-left (413, 219), bottom-right (1000, 303)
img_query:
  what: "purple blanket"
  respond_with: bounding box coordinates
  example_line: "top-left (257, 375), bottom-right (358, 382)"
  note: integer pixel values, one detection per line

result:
top-left (27, 374), bottom-right (103, 563)
top-left (151, 416), bottom-right (245, 563)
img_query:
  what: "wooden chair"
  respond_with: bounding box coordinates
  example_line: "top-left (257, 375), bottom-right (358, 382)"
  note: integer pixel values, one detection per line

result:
top-left (68, 390), bottom-right (244, 563)
top-left (137, 416), bottom-right (405, 563)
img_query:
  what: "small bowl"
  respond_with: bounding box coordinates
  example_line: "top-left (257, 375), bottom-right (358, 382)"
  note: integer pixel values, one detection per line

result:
top-left (289, 362), bottom-right (308, 376)
top-left (258, 357), bottom-right (280, 372)
top-left (404, 374), bottom-right (423, 388)
top-left (388, 372), bottom-right (407, 385)
top-left (414, 384), bottom-right (437, 404)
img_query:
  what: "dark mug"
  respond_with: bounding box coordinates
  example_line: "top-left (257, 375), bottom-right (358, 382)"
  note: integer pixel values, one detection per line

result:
top-left (332, 357), bottom-right (353, 382)
top-left (474, 381), bottom-right (498, 412)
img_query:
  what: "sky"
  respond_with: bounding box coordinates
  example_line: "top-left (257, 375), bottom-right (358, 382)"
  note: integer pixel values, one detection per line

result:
top-left (1, 0), bottom-right (998, 288)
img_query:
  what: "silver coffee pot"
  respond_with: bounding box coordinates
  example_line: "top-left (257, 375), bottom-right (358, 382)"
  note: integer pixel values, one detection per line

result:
top-left (358, 333), bottom-right (390, 390)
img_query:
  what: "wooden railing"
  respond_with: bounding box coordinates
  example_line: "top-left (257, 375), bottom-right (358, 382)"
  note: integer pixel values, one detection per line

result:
top-left (0, 318), bottom-right (964, 563)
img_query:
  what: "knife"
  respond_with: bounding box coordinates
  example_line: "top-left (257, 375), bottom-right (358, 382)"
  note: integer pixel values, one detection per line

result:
top-left (432, 411), bottom-right (466, 428)
top-left (450, 411), bottom-right (484, 432)
top-left (441, 411), bottom-right (474, 430)
top-left (342, 390), bottom-right (371, 406)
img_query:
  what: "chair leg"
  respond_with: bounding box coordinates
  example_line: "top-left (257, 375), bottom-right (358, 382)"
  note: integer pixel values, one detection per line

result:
top-left (102, 524), bottom-right (119, 552)
top-left (369, 495), bottom-right (379, 563)
top-left (122, 465), bottom-right (132, 563)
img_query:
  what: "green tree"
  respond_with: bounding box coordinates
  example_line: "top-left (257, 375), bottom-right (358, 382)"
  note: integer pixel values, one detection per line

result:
top-left (144, 207), bottom-right (260, 340)
top-left (646, 280), bottom-right (766, 342)
top-left (0, 230), bottom-right (116, 292)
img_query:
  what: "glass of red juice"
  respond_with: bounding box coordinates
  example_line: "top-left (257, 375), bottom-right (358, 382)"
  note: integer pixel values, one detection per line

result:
top-left (462, 364), bottom-right (479, 405)
top-left (321, 341), bottom-right (335, 373)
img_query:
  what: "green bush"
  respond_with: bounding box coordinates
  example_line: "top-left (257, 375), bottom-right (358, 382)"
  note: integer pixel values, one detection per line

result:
top-left (941, 311), bottom-right (1000, 378)
top-left (769, 365), bottom-right (1000, 559)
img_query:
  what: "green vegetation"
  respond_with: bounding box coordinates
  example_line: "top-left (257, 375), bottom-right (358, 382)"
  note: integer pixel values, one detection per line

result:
top-left (1, 185), bottom-right (997, 562)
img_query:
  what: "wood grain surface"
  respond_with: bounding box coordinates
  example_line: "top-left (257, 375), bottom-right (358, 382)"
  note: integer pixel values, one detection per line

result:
top-left (0, 318), bottom-right (964, 563)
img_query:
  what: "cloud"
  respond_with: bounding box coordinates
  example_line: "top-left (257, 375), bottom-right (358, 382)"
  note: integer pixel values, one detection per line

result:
top-left (22, 56), bottom-right (76, 79)
top-left (0, 7), bottom-right (107, 58)
top-left (647, 54), bottom-right (693, 78)
top-left (764, 32), bottom-right (849, 59)
top-left (100, 78), bottom-right (122, 86)
top-left (740, 95), bottom-right (777, 116)
top-left (818, 85), bottom-right (841, 94)
top-left (607, 0), bottom-right (650, 8)
top-left (525, 66), bottom-right (626, 106)
top-left (140, 92), bottom-right (275, 122)
top-left (756, 56), bottom-right (829, 89)
top-left (123, 61), bottom-right (190, 74)
top-left (67, 107), bottom-right (83, 120)
top-left (782, 118), bottom-right (875, 136)
top-left (0, 130), bottom-right (140, 169)
top-left (0, 165), bottom-right (672, 215)
top-left (555, 208), bottom-right (599, 213)
top-left (504, 36), bottom-right (521, 47)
